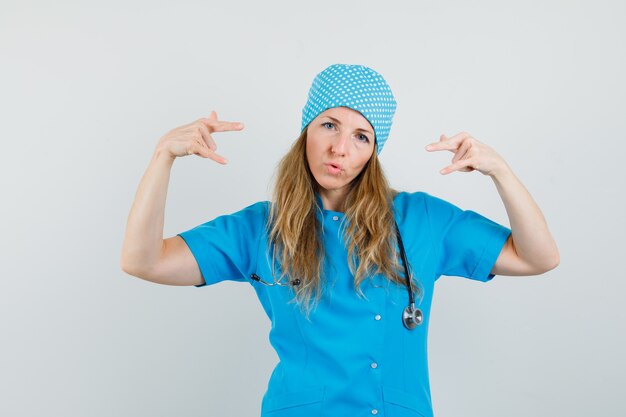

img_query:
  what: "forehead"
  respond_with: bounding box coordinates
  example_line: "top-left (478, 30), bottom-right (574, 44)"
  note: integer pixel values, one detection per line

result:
top-left (317, 107), bottom-right (374, 132)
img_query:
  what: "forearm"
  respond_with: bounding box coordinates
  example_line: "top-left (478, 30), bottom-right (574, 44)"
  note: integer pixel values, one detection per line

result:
top-left (120, 147), bottom-right (175, 274)
top-left (491, 163), bottom-right (560, 271)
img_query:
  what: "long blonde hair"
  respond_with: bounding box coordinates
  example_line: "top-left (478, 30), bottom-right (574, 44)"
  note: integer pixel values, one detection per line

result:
top-left (267, 129), bottom-right (422, 319)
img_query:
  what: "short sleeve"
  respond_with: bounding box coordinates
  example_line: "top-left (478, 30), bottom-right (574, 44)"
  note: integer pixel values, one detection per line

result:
top-left (177, 201), bottom-right (269, 287)
top-left (424, 193), bottom-right (511, 282)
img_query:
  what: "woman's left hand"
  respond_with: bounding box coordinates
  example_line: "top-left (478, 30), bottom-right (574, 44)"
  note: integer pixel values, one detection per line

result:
top-left (425, 132), bottom-right (508, 177)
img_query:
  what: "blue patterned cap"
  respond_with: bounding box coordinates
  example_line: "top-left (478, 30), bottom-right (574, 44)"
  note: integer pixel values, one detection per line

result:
top-left (301, 64), bottom-right (397, 154)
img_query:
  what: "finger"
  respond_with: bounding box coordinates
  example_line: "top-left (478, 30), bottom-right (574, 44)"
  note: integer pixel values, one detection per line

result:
top-left (206, 149), bottom-right (228, 165)
top-left (198, 123), bottom-right (217, 151)
top-left (199, 118), bottom-right (245, 133)
top-left (440, 158), bottom-right (475, 175)
top-left (451, 138), bottom-right (472, 164)
top-left (426, 132), bottom-right (472, 153)
top-left (444, 131), bottom-right (472, 145)
top-left (190, 139), bottom-right (228, 164)
top-left (425, 140), bottom-right (460, 152)
top-left (187, 138), bottom-right (205, 156)
top-left (210, 121), bottom-right (245, 132)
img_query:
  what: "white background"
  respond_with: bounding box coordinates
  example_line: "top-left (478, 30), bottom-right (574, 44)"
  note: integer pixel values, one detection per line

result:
top-left (1, 0), bottom-right (624, 416)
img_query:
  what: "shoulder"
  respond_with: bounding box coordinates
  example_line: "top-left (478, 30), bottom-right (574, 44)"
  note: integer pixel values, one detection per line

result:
top-left (392, 190), bottom-right (452, 215)
top-left (393, 190), bottom-right (425, 208)
top-left (223, 200), bottom-right (270, 216)
top-left (239, 200), bottom-right (270, 216)
top-left (225, 200), bottom-right (270, 225)
top-left (393, 191), bottom-right (467, 233)
top-left (193, 201), bottom-right (270, 233)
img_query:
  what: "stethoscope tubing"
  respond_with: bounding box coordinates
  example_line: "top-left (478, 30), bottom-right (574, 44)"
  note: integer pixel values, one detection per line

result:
top-left (250, 220), bottom-right (423, 329)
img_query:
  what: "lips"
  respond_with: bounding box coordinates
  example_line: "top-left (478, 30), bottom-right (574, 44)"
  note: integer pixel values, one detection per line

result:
top-left (324, 162), bottom-right (342, 175)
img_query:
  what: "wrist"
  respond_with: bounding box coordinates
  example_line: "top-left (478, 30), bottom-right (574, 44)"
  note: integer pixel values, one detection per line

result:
top-left (153, 146), bottom-right (176, 164)
top-left (488, 161), bottom-right (512, 181)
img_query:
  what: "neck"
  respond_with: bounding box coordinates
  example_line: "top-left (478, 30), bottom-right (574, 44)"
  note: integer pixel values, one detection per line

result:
top-left (319, 189), bottom-right (347, 212)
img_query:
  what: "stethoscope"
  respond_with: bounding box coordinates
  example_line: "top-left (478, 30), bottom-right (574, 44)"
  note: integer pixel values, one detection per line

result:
top-left (250, 221), bottom-right (423, 330)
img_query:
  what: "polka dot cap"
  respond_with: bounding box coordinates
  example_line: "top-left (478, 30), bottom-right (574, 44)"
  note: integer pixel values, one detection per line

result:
top-left (301, 64), bottom-right (397, 155)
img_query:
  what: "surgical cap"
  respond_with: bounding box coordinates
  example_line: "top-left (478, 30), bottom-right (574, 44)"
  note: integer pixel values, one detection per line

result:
top-left (300, 64), bottom-right (397, 154)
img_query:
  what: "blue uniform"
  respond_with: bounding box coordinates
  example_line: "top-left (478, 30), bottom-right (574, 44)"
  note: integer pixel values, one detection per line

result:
top-left (178, 191), bottom-right (511, 417)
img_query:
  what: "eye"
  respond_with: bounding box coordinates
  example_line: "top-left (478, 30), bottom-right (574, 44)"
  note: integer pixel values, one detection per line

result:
top-left (322, 122), bottom-right (335, 129)
top-left (357, 133), bottom-right (370, 143)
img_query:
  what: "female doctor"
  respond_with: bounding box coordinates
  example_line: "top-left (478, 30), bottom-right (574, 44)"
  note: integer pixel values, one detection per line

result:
top-left (120, 64), bottom-right (559, 417)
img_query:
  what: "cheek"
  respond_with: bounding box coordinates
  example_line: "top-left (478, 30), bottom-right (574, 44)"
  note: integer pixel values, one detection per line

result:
top-left (352, 153), bottom-right (373, 172)
top-left (306, 138), bottom-right (326, 162)
top-left (306, 146), bottom-right (316, 169)
top-left (305, 139), bottom-right (314, 160)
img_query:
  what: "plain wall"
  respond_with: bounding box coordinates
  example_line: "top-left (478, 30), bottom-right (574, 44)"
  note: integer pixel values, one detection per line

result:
top-left (1, 0), bottom-right (624, 416)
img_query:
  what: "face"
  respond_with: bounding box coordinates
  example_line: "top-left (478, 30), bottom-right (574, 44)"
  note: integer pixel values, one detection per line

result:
top-left (305, 106), bottom-right (376, 208)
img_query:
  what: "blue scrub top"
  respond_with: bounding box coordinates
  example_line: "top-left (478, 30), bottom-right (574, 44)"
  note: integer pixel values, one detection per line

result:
top-left (178, 191), bottom-right (511, 417)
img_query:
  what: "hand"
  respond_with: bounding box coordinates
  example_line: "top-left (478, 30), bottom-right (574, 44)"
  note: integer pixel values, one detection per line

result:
top-left (156, 110), bottom-right (244, 164)
top-left (424, 132), bottom-right (508, 177)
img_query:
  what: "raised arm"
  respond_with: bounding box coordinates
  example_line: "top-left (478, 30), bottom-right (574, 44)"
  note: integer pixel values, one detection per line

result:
top-left (119, 111), bottom-right (244, 285)
top-left (425, 132), bottom-right (560, 276)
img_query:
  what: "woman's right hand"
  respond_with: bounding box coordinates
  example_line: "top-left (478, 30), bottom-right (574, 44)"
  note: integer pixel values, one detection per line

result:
top-left (156, 110), bottom-right (244, 164)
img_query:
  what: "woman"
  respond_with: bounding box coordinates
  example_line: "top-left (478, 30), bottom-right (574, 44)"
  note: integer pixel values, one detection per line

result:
top-left (120, 64), bottom-right (559, 417)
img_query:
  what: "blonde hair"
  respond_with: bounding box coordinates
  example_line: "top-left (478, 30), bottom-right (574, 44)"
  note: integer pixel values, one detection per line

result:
top-left (267, 129), bottom-right (422, 319)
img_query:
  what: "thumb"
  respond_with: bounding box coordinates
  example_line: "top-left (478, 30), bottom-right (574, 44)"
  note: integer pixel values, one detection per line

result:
top-left (208, 110), bottom-right (218, 121)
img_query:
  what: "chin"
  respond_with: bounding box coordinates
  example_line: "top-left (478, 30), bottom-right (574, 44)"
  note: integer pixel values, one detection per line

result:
top-left (315, 177), bottom-right (350, 192)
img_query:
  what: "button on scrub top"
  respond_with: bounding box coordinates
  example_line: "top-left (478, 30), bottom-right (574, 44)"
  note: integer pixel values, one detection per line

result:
top-left (177, 191), bottom-right (512, 417)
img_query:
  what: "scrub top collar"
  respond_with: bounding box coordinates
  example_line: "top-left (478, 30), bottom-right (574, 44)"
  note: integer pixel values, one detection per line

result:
top-left (313, 191), bottom-right (347, 223)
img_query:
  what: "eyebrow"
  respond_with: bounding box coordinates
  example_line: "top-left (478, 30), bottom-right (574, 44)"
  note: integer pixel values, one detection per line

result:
top-left (322, 116), bottom-right (373, 135)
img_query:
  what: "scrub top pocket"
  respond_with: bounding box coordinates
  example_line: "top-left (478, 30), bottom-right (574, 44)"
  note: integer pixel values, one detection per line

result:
top-left (382, 385), bottom-right (430, 417)
top-left (262, 386), bottom-right (326, 416)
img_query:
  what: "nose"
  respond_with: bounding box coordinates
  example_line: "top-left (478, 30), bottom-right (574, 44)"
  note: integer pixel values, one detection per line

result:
top-left (331, 132), bottom-right (350, 156)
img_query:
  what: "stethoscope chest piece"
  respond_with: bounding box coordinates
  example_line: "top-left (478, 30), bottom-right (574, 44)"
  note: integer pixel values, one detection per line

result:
top-left (402, 304), bottom-right (423, 330)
